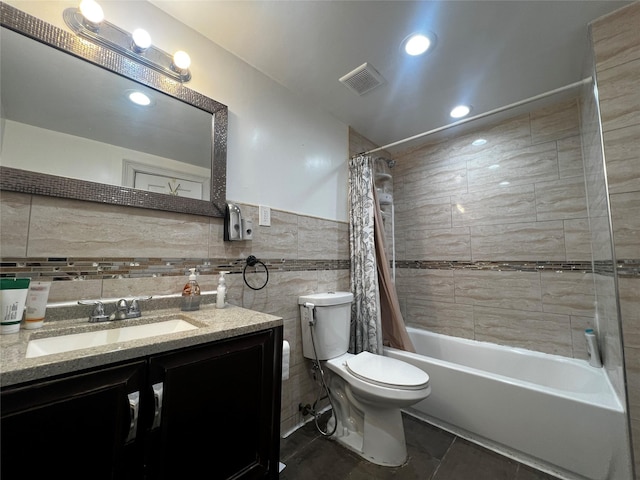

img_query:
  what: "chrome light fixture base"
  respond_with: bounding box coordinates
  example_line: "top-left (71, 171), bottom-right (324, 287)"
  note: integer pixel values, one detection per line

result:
top-left (63, 7), bottom-right (191, 83)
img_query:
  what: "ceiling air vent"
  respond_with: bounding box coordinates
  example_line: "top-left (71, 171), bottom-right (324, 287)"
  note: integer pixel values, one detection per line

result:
top-left (339, 62), bottom-right (385, 96)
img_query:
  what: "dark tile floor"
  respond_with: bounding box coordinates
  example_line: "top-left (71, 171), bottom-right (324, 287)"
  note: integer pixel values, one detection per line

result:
top-left (279, 413), bottom-right (562, 480)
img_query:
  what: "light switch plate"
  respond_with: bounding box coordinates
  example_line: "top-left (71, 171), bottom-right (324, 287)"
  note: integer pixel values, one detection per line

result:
top-left (259, 205), bottom-right (271, 226)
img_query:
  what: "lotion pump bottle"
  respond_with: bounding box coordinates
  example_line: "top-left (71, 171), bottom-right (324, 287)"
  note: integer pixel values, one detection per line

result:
top-left (181, 268), bottom-right (201, 311)
top-left (216, 271), bottom-right (228, 309)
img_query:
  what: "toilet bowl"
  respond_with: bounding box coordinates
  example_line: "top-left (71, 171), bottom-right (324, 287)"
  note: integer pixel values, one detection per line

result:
top-left (298, 292), bottom-right (431, 467)
top-left (324, 351), bottom-right (430, 466)
top-left (327, 351), bottom-right (431, 406)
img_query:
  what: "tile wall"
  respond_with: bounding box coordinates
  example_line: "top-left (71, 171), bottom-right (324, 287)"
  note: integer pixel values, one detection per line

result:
top-left (384, 99), bottom-right (598, 358)
top-left (0, 192), bottom-right (350, 435)
top-left (590, 2), bottom-right (640, 476)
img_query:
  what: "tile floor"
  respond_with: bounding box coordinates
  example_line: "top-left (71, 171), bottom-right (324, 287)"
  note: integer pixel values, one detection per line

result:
top-left (279, 413), bottom-right (562, 480)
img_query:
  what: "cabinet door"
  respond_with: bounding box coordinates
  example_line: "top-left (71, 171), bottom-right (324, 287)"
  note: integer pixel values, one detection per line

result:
top-left (147, 327), bottom-right (282, 480)
top-left (1, 361), bottom-right (147, 480)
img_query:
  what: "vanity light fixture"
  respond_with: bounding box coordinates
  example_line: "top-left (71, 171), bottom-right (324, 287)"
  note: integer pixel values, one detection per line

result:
top-left (63, 1), bottom-right (192, 82)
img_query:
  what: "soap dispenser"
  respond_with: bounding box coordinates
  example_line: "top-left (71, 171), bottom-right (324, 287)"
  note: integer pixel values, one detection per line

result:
top-left (216, 271), bottom-right (229, 309)
top-left (181, 268), bottom-right (201, 311)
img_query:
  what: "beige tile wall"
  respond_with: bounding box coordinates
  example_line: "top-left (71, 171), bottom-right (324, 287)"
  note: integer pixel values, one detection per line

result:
top-left (0, 190), bottom-right (350, 436)
top-left (388, 99), bottom-right (597, 358)
top-left (591, 2), bottom-right (640, 476)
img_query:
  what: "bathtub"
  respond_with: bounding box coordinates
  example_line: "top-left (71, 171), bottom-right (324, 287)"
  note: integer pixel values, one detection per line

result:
top-left (384, 327), bottom-right (632, 480)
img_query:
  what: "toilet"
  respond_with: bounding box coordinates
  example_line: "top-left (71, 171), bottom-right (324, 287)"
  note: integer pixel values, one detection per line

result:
top-left (298, 291), bottom-right (431, 467)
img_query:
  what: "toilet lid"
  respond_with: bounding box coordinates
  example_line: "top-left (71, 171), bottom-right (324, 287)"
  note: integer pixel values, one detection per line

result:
top-left (345, 351), bottom-right (429, 390)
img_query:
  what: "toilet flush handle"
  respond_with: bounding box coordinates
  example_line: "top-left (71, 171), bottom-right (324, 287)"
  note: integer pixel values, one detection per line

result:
top-left (303, 302), bottom-right (316, 326)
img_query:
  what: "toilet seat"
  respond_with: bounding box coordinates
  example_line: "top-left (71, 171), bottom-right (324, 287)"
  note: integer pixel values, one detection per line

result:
top-left (345, 351), bottom-right (429, 390)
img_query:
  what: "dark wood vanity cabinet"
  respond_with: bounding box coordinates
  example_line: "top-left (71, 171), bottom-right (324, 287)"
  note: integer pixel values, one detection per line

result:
top-left (1, 360), bottom-right (147, 480)
top-left (1, 327), bottom-right (283, 480)
top-left (146, 327), bottom-right (283, 479)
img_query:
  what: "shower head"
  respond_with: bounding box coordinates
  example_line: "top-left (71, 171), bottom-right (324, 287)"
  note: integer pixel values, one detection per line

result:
top-left (376, 157), bottom-right (396, 168)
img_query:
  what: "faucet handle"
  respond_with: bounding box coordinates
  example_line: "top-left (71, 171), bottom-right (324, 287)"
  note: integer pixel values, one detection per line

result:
top-left (127, 299), bottom-right (141, 318)
top-left (92, 302), bottom-right (110, 322)
top-left (78, 300), bottom-right (109, 323)
top-left (126, 296), bottom-right (151, 318)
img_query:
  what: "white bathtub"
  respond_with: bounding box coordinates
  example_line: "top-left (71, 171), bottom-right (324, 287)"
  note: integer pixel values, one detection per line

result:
top-left (384, 327), bottom-right (632, 480)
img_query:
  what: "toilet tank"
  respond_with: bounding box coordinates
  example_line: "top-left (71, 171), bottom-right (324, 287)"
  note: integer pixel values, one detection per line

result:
top-left (298, 292), bottom-right (353, 360)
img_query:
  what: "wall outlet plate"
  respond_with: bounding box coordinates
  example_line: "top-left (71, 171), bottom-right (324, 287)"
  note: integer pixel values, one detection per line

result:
top-left (259, 205), bottom-right (271, 226)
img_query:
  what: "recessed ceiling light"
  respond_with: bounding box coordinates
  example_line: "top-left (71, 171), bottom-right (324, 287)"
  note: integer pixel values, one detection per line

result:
top-left (403, 33), bottom-right (433, 56)
top-left (450, 105), bottom-right (471, 118)
top-left (472, 138), bottom-right (487, 146)
top-left (128, 91), bottom-right (151, 106)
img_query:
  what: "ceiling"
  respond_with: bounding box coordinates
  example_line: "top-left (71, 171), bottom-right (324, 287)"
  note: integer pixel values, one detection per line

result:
top-left (151, 0), bottom-right (630, 152)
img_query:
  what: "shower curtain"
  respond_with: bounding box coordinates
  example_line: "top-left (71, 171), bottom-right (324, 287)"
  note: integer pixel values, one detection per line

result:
top-left (348, 155), bottom-right (414, 354)
top-left (373, 186), bottom-right (415, 353)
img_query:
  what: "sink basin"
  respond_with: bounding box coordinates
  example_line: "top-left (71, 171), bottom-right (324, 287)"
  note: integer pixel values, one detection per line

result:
top-left (26, 319), bottom-right (199, 358)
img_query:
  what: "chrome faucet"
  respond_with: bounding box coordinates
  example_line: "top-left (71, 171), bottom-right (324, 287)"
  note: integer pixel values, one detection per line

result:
top-left (79, 297), bottom-right (150, 323)
top-left (111, 299), bottom-right (130, 320)
top-left (85, 301), bottom-right (109, 322)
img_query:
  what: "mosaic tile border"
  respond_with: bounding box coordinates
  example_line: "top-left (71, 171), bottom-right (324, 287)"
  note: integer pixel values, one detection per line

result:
top-left (396, 260), bottom-right (594, 272)
top-left (0, 258), bottom-right (637, 280)
top-left (0, 258), bottom-right (350, 281)
top-left (396, 260), bottom-right (640, 277)
top-left (616, 260), bottom-right (640, 278)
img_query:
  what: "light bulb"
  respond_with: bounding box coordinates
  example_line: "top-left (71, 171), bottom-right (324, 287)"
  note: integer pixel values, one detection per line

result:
top-left (132, 29), bottom-right (151, 51)
top-left (128, 91), bottom-right (151, 106)
top-left (172, 50), bottom-right (191, 70)
top-left (79, 0), bottom-right (104, 25)
top-left (450, 105), bottom-right (471, 118)
top-left (404, 34), bottom-right (431, 56)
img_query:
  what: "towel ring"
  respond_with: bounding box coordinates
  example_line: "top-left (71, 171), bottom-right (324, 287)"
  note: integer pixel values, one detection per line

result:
top-left (243, 255), bottom-right (269, 290)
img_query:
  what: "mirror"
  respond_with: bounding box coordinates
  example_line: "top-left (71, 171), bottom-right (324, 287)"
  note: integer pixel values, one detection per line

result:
top-left (0, 4), bottom-right (227, 217)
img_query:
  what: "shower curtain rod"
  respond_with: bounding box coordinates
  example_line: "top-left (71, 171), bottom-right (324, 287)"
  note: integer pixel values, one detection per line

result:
top-left (360, 77), bottom-right (592, 156)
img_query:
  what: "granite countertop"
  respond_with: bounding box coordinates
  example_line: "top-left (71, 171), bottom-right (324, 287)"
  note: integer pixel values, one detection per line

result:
top-left (0, 304), bottom-right (282, 388)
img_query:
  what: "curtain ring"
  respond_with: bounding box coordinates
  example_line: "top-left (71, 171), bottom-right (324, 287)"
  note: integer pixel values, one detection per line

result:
top-left (243, 255), bottom-right (269, 290)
